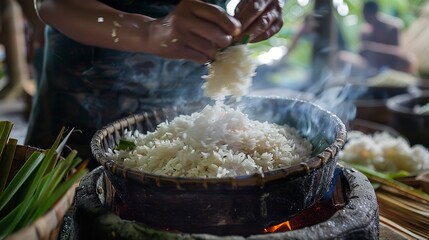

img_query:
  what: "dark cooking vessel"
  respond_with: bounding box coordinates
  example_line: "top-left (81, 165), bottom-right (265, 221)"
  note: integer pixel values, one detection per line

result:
top-left (91, 96), bottom-right (346, 236)
top-left (387, 91), bottom-right (429, 148)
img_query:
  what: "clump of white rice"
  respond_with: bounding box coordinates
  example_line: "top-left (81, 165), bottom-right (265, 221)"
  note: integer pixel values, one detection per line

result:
top-left (339, 130), bottom-right (429, 173)
top-left (203, 45), bottom-right (256, 100)
top-left (367, 69), bottom-right (418, 87)
top-left (108, 102), bottom-right (312, 178)
top-left (414, 103), bottom-right (429, 115)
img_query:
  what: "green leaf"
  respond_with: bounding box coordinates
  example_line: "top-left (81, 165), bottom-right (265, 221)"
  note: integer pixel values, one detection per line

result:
top-left (385, 170), bottom-right (411, 179)
top-left (0, 121), bottom-right (13, 160)
top-left (28, 168), bottom-right (87, 223)
top-left (240, 34), bottom-right (250, 45)
top-left (7, 189), bottom-right (38, 235)
top-left (16, 130), bottom-right (76, 227)
top-left (0, 152), bottom-right (45, 212)
top-left (0, 138), bottom-right (18, 193)
top-left (35, 150), bottom-right (77, 202)
top-left (345, 162), bottom-right (429, 201)
top-left (115, 139), bottom-right (136, 151)
top-left (0, 125), bottom-right (88, 236)
top-left (0, 197), bottom-right (33, 238)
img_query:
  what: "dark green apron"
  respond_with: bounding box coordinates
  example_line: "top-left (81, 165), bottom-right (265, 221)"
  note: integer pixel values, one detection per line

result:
top-left (26, 0), bottom-right (226, 168)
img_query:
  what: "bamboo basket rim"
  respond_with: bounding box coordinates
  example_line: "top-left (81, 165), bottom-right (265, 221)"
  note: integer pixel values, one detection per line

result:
top-left (5, 145), bottom-right (80, 240)
top-left (91, 96), bottom-right (347, 189)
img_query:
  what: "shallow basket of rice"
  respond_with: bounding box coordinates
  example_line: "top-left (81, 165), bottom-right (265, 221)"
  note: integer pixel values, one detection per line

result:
top-left (90, 96), bottom-right (346, 236)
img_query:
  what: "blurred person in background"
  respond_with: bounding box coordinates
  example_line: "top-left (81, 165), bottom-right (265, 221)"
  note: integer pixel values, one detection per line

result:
top-left (359, 0), bottom-right (416, 74)
top-left (338, 0), bottom-right (417, 76)
top-left (25, 0), bottom-right (283, 168)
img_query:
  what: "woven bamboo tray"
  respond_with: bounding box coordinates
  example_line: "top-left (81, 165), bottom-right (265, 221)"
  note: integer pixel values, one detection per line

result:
top-left (5, 145), bottom-right (79, 240)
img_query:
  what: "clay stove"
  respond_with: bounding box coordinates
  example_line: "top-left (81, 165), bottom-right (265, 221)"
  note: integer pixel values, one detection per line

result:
top-left (59, 164), bottom-right (379, 240)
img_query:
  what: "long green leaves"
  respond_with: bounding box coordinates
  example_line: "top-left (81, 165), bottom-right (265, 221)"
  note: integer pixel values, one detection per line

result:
top-left (0, 121), bottom-right (14, 193)
top-left (0, 121), bottom-right (13, 158)
top-left (0, 138), bottom-right (17, 193)
top-left (345, 162), bottom-right (429, 201)
top-left (0, 122), bottom-right (88, 238)
top-left (0, 152), bottom-right (45, 211)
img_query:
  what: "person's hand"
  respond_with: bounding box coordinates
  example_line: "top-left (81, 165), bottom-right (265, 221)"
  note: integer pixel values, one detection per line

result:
top-left (233, 0), bottom-right (283, 43)
top-left (146, 0), bottom-right (241, 63)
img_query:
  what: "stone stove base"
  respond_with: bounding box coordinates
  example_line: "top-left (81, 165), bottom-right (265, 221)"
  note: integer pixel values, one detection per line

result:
top-left (60, 165), bottom-right (379, 240)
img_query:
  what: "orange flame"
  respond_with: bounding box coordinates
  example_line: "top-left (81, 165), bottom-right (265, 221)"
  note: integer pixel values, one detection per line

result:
top-left (263, 221), bottom-right (292, 233)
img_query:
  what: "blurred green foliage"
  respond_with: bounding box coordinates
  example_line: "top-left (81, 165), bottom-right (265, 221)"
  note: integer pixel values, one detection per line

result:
top-left (247, 0), bottom-right (427, 87)
top-left (250, 0), bottom-right (427, 58)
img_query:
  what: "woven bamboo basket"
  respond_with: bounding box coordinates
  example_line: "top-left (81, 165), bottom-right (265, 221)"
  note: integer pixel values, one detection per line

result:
top-left (91, 96), bottom-right (347, 235)
top-left (4, 145), bottom-right (79, 240)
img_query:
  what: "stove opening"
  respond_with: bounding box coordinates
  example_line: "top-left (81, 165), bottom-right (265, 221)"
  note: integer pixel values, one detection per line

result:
top-left (264, 168), bottom-right (347, 233)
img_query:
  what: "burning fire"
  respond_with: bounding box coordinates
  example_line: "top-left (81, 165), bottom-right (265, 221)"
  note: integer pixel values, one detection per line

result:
top-left (263, 221), bottom-right (292, 233)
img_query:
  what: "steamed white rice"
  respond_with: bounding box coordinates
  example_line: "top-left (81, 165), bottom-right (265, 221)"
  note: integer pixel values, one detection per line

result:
top-left (108, 102), bottom-right (312, 178)
top-left (339, 130), bottom-right (429, 173)
top-left (203, 45), bottom-right (256, 100)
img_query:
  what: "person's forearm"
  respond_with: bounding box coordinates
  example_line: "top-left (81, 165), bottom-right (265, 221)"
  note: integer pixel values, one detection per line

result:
top-left (35, 0), bottom-right (152, 52)
top-left (35, 0), bottom-right (243, 63)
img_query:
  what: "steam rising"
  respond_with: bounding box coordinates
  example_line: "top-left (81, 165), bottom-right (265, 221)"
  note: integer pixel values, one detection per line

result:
top-left (312, 85), bottom-right (357, 124)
